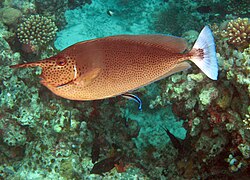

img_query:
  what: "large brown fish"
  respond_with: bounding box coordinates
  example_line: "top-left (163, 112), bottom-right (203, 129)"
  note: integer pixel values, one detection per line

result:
top-left (10, 26), bottom-right (218, 101)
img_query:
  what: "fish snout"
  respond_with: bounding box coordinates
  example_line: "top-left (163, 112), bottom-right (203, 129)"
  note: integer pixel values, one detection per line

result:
top-left (10, 59), bottom-right (54, 69)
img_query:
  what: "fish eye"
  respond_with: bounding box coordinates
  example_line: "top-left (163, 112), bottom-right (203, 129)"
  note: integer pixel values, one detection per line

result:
top-left (56, 59), bottom-right (67, 66)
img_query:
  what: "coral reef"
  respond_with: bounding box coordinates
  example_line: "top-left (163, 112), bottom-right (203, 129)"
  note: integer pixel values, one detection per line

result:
top-left (148, 15), bottom-right (250, 178)
top-left (0, 7), bottom-right (22, 26)
top-left (224, 0), bottom-right (250, 16)
top-left (221, 17), bottom-right (250, 49)
top-left (0, 118), bottom-right (27, 146)
top-left (0, 0), bottom-right (250, 179)
top-left (153, 0), bottom-right (205, 35)
top-left (16, 15), bottom-right (58, 53)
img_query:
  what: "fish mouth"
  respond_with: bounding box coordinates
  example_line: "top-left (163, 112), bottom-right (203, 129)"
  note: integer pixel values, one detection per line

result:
top-left (39, 74), bottom-right (76, 88)
top-left (39, 74), bottom-right (54, 87)
top-left (39, 74), bottom-right (44, 81)
top-left (39, 75), bottom-right (49, 86)
top-left (55, 79), bottom-right (75, 88)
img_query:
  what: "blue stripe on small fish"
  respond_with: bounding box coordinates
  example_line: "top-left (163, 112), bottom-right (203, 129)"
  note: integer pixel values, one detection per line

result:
top-left (122, 93), bottom-right (142, 111)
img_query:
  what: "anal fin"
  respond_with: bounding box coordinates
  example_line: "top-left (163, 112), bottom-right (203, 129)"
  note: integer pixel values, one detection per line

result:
top-left (154, 62), bottom-right (191, 82)
top-left (165, 62), bottom-right (191, 77)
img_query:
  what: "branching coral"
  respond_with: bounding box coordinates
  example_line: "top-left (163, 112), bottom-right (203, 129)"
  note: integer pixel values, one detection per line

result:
top-left (225, 0), bottom-right (250, 16)
top-left (16, 15), bottom-right (57, 52)
top-left (243, 114), bottom-right (250, 130)
top-left (221, 17), bottom-right (250, 49)
top-left (212, 18), bottom-right (250, 97)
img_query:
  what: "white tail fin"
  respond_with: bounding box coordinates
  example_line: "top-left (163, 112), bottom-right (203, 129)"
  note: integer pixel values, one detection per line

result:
top-left (190, 26), bottom-right (218, 80)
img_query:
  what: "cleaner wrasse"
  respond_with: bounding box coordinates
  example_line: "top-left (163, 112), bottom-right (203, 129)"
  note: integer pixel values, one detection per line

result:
top-left (10, 26), bottom-right (218, 101)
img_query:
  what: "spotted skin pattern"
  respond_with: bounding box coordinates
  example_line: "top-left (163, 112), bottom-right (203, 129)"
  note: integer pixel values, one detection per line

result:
top-left (11, 35), bottom-right (194, 101)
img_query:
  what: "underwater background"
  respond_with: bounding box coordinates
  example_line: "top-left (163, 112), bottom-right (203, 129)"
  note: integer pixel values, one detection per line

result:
top-left (0, 0), bottom-right (249, 179)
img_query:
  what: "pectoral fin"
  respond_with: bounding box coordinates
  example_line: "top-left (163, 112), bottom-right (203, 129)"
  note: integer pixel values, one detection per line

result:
top-left (73, 67), bottom-right (101, 87)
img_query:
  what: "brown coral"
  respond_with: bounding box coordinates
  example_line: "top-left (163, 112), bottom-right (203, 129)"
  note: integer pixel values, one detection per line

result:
top-left (0, 7), bottom-right (22, 26)
top-left (222, 18), bottom-right (250, 49)
top-left (16, 15), bottom-right (57, 53)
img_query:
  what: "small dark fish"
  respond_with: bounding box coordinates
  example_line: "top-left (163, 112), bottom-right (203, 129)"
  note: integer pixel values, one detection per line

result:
top-left (162, 126), bottom-right (184, 154)
top-left (124, 118), bottom-right (129, 127)
top-left (64, 111), bottom-right (72, 130)
top-left (91, 133), bottom-right (100, 163)
top-left (107, 10), bottom-right (115, 16)
top-left (90, 156), bottom-right (121, 175)
top-left (122, 93), bottom-right (142, 111)
top-left (197, 6), bottom-right (212, 13)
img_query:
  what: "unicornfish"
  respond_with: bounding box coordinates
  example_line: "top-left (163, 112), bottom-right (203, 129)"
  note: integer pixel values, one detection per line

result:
top-left (10, 26), bottom-right (218, 106)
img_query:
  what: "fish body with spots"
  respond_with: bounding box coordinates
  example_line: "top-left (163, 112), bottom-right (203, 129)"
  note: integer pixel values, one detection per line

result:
top-left (11, 26), bottom-right (218, 101)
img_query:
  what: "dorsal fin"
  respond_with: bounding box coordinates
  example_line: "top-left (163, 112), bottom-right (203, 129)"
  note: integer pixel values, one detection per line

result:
top-left (106, 34), bottom-right (188, 53)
